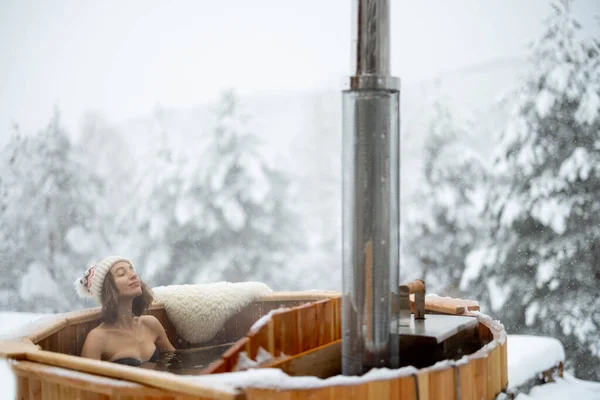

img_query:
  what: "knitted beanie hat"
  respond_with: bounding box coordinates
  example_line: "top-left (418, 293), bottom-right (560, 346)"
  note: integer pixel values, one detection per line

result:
top-left (74, 256), bottom-right (132, 303)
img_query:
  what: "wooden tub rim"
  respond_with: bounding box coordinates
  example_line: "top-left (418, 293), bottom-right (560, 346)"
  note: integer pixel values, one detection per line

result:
top-left (1, 291), bottom-right (507, 399)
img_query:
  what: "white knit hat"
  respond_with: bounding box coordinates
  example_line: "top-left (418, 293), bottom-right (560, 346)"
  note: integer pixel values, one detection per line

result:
top-left (74, 256), bottom-right (132, 303)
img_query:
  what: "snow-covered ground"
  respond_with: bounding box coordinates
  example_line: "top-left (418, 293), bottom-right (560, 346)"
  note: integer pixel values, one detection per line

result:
top-left (0, 312), bottom-right (599, 399)
top-left (515, 373), bottom-right (600, 399)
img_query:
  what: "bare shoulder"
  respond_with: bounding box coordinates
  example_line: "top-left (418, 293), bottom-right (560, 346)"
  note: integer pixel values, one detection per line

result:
top-left (81, 325), bottom-right (107, 358)
top-left (85, 326), bottom-right (107, 341)
top-left (140, 315), bottom-right (175, 351)
top-left (139, 315), bottom-right (164, 331)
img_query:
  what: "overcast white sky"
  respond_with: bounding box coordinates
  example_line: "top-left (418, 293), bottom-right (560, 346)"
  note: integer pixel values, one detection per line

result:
top-left (0, 0), bottom-right (599, 139)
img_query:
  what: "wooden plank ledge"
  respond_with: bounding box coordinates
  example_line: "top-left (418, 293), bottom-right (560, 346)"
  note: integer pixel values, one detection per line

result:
top-left (24, 350), bottom-right (243, 399)
top-left (410, 294), bottom-right (480, 315)
top-left (0, 339), bottom-right (40, 359)
top-left (261, 339), bottom-right (342, 378)
top-left (10, 360), bottom-right (194, 397)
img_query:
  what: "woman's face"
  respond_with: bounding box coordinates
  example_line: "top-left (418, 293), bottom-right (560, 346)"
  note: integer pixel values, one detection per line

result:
top-left (109, 261), bottom-right (143, 298)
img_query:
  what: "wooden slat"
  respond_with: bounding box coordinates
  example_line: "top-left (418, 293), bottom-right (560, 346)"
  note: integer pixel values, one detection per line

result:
top-left (16, 375), bottom-right (29, 400)
top-left (471, 356), bottom-right (487, 400)
top-left (478, 323), bottom-right (492, 343)
top-left (296, 302), bottom-right (318, 353)
top-left (246, 321), bottom-right (274, 360)
top-left (367, 376), bottom-right (417, 400)
top-left (486, 345), bottom-right (501, 399)
top-left (40, 381), bottom-right (54, 400)
top-left (367, 379), bottom-right (394, 399)
top-left (350, 375), bottom-right (413, 400)
top-left (244, 388), bottom-right (291, 399)
top-left (416, 371), bottom-right (430, 400)
top-left (500, 339), bottom-right (508, 389)
top-left (331, 382), bottom-right (369, 400)
top-left (397, 375), bottom-right (419, 400)
top-left (273, 308), bottom-right (299, 356)
top-left (458, 362), bottom-right (474, 400)
top-left (315, 300), bottom-right (334, 347)
top-left (332, 297), bottom-right (342, 341)
top-left (429, 368), bottom-right (455, 400)
top-left (29, 377), bottom-right (42, 400)
top-left (245, 387), bottom-right (333, 400)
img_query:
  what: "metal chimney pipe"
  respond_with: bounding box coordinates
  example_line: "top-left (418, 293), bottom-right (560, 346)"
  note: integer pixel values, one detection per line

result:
top-left (342, 0), bottom-right (401, 376)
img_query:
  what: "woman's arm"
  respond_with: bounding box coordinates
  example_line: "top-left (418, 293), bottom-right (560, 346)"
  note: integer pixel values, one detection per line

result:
top-left (143, 315), bottom-right (176, 352)
top-left (80, 329), bottom-right (104, 360)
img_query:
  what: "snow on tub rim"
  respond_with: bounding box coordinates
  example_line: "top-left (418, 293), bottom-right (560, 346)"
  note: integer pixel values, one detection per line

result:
top-left (0, 290), bottom-right (509, 400)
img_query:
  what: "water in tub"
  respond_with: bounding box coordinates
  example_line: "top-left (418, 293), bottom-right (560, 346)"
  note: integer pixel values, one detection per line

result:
top-left (142, 342), bottom-right (233, 374)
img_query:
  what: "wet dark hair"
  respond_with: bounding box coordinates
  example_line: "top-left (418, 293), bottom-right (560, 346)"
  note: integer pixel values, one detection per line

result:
top-left (100, 273), bottom-right (154, 323)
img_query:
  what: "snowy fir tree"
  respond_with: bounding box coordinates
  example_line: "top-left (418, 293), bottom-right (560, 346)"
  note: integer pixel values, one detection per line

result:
top-left (290, 91), bottom-right (342, 290)
top-left (78, 112), bottom-right (135, 208)
top-left (466, 0), bottom-right (600, 380)
top-left (403, 96), bottom-right (488, 296)
top-left (76, 112), bottom-right (138, 270)
top-left (192, 90), bottom-right (305, 288)
top-left (0, 127), bottom-right (28, 310)
top-left (118, 107), bottom-right (207, 286)
top-left (0, 108), bottom-right (107, 312)
top-left (78, 112), bottom-right (132, 183)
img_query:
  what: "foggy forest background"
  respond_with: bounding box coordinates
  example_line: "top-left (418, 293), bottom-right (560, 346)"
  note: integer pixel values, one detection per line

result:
top-left (1, 0), bottom-right (600, 381)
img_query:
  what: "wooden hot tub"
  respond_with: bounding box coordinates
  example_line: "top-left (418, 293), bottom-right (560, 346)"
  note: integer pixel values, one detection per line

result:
top-left (1, 290), bottom-right (508, 400)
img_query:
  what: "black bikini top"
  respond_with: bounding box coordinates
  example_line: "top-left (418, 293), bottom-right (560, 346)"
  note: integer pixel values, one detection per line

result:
top-left (112, 347), bottom-right (160, 367)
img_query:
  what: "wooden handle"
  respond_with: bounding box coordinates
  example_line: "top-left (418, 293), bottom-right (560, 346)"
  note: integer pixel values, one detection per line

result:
top-left (401, 280), bottom-right (425, 294)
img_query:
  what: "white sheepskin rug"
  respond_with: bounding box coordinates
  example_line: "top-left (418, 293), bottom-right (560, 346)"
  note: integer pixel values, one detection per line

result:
top-left (151, 282), bottom-right (272, 344)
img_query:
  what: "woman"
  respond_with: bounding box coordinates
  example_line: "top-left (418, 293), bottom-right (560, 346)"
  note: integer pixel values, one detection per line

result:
top-left (75, 256), bottom-right (176, 366)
